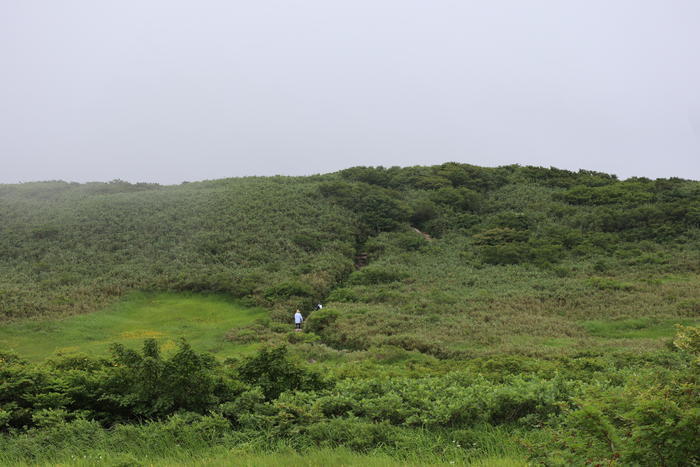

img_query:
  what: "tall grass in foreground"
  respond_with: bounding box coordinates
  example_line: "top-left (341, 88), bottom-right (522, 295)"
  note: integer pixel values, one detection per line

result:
top-left (0, 417), bottom-right (531, 466)
top-left (4, 449), bottom-right (529, 467)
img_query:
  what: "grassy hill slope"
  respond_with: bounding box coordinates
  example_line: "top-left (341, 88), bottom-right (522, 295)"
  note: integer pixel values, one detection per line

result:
top-left (2, 165), bottom-right (700, 358)
top-left (0, 176), bottom-right (357, 321)
top-left (1, 164), bottom-right (700, 465)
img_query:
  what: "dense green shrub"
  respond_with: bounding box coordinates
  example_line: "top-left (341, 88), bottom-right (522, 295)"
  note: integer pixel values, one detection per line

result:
top-left (0, 342), bottom-right (325, 429)
top-left (430, 186), bottom-right (482, 211)
top-left (304, 308), bottom-right (339, 335)
top-left (409, 199), bottom-right (439, 227)
top-left (236, 346), bottom-right (328, 400)
top-left (264, 281), bottom-right (315, 300)
top-left (326, 288), bottom-right (360, 302)
top-left (305, 419), bottom-right (402, 452)
top-left (318, 181), bottom-right (410, 235)
top-left (303, 373), bottom-right (577, 429)
top-left (674, 325), bottom-right (700, 367)
top-left (2, 336), bottom-right (700, 465)
top-left (347, 267), bottom-right (407, 285)
top-left (472, 228), bottom-right (529, 246)
top-left (480, 243), bottom-right (530, 265)
top-left (622, 399), bottom-right (700, 466)
top-left (95, 339), bottom-right (229, 421)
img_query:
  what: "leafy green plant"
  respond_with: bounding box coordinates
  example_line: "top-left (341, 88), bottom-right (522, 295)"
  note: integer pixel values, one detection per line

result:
top-left (674, 325), bottom-right (700, 366)
top-left (236, 346), bottom-right (328, 400)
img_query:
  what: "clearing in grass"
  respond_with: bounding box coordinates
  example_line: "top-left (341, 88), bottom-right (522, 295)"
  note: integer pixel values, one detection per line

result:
top-left (0, 292), bottom-right (266, 362)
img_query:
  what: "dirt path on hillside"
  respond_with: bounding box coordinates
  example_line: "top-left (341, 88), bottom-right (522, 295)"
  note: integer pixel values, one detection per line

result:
top-left (412, 227), bottom-right (432, 241)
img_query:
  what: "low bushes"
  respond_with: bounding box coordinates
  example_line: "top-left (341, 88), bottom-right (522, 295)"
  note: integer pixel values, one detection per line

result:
top-left (2, 330), bottom-right (700, 466)
top-left (0, 341), bottom-right (324, 429)
top-left (305, 374), bottom-right (577, 429)
top-left (237, 346), bottom-right (328, 400)
top-left (347, 267), bottom-right (407, 286)
top-left (0, 341), bottom-right (581, 433)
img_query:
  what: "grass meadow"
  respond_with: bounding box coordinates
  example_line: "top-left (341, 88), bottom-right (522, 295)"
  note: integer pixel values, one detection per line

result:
top-left (0, 292), bottom-right (265, 362)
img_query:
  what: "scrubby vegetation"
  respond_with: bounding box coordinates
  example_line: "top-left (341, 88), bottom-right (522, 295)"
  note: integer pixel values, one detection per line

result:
top-left (1, 338), bottom-right (698, 465)
top-left (0, 177), bottom-right (357, 321)
top-left (1, 163), bottom-right (700, 465)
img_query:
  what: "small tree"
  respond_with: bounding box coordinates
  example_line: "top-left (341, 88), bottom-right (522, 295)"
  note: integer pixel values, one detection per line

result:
top-left (100, 338), bottom-right (221, 420)
top-left (237, 346), bottom-right (327, 400)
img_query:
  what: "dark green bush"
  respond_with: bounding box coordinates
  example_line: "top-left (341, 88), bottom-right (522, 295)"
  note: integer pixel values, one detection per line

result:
top-left (379, 335), bottom-right (453, 359)
top-left (480, 243), bottom-right (529, 265)
top-left (622, 400), bottom-right (700, 466)
top-left (304, 308), bottom-right (339, 334)
top-left (347, 267), bottom-right (407, 285)
top-left (305, 418), bottom-right (401, 452)
top-left (326, 288), bottom-right (360, 303)
top-left (410, 199), bottom-right (439, 227)
top-left (264, 281), bottom-right (314, 300)
top-left (236, 346), bottom-right (328, 400)
top-left (472, 227), bottom-right (529, 246)
top-left (93, 339), bottom-right (230, 422)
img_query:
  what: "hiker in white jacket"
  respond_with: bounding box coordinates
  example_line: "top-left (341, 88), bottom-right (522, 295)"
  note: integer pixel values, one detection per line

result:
top-left (294, 309), bottom-right (304, 331)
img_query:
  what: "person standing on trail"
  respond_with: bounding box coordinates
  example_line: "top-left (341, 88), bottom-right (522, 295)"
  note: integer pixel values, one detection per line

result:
top-left (294, 309), bottom-right (304, 331)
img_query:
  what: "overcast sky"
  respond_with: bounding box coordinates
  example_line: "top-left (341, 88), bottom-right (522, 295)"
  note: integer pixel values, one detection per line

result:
top-left (1, 1), bottom-right (699, 184)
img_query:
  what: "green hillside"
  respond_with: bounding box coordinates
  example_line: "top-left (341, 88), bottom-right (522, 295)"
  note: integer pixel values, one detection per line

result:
top-left (0, 176), bottom-right (357, 320)
top-left (1, 164), bottom-right (699, 465)
top-left (2, 164), bottom-right (699, 355)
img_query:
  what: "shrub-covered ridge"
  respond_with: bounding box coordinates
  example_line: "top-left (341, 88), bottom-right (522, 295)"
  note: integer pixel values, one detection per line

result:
top-left (2, 163), bottom-right (700, 465)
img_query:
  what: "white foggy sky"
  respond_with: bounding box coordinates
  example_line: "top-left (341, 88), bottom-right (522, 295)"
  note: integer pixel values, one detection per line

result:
top-left (1, 0), bottom-right (699, 184)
